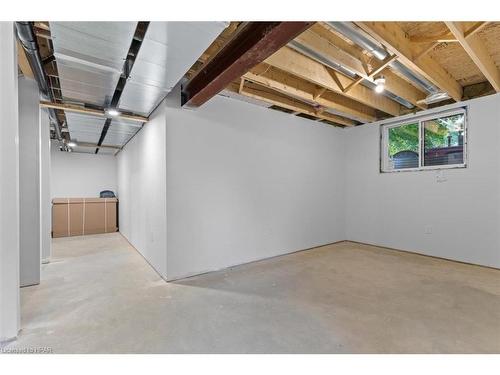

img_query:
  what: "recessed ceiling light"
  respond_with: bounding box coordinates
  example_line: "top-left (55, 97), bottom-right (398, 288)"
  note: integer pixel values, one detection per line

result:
top-left (374, 76), bottom-right (386, 94)
top-left (105, 108), bottom-right (121, 117)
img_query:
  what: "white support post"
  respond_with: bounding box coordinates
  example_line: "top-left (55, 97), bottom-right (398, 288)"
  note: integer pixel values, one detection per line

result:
top-left (40, 109), bottom-right (52, 264)
top-left (0, 22), bottom-right (21, 342)
top-left (19, 76), bottom-right (41, 287)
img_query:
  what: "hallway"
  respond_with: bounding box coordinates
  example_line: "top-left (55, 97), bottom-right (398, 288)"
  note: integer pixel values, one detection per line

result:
top-left (5, 233), bottom-right (500, 353)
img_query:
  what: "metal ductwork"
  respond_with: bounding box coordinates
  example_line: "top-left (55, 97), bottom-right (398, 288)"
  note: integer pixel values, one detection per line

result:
top-left (288, 39), bottom-right (415, 109)
top-left (326, 22), bottom-right (388, 61)
top-left (326, 22), bottom-right (446, 100)
top-left (15, 21), bottom-right (63, 141)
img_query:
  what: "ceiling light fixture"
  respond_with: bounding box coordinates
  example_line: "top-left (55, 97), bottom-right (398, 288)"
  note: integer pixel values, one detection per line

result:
top-left (67, 141), bottom-right (77, 148)
top-left (374, 76), bottom-right (386, 94)
top-left (105, 108), bottom-right (121, 117)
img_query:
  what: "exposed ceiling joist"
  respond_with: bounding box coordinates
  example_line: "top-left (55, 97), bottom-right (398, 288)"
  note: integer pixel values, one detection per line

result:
top-left (265, 47), bottom-right (401, 116)
top-left (293, 23), bottom-right (427, 108)
top-left (464, 21), bottom-right (489, 38)
top-left (227, 82), bottom-right (356, 127)
top-left (39, 101), bottom-right (149, 123)
top-left (356, 22), bottom-right (463, 102)
top-left (183, 22), bottom-right (314, 107)
top-left (243, 65), bottom-right (377, 123)
top-left (314, 23), bottom-right (366, 62)
top-left (294, 28), bottom-right (366, 76)
top-left (445, 22), bottom-right (500, 92)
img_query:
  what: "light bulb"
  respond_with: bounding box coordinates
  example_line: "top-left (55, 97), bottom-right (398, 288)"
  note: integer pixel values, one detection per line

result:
top-left (105, 108), bottom-right (121, 117)
top-left (375, 84), bottom-right (385, 93)
top-left (374, 76), bottom-right (386, 94)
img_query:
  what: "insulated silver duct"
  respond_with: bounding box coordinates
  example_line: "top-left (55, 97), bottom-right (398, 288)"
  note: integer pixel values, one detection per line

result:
top-left (326, 22), bottom-right (442, 96)
top-left (16, 21), bottom-right (63, 141)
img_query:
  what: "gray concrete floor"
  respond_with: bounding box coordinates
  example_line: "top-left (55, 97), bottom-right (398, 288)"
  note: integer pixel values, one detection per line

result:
top-left (5, 233), bottom-right (500, 353)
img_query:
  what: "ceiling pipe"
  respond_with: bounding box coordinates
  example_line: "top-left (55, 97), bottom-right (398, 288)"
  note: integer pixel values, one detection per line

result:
top-left (326, 22), bottom-right (443, 97)
top-left (16, 21), bottom-right (63, 141)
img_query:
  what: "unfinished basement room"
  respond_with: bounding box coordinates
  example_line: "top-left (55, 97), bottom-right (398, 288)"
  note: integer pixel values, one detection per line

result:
top-left (1, 2), bottom-right (499, 369)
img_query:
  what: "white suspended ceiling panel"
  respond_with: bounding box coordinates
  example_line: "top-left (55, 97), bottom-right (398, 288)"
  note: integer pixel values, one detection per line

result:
top-left (119, 22), bottom-right (229, 116)
top-left (66, 112), bottom-right (105, 144)
top-left (50, 22), bottom-right (137, 107)
top-left (51, 21), bottom-right (228, 150)
top-left (66, 111), bottom-right (141, 149)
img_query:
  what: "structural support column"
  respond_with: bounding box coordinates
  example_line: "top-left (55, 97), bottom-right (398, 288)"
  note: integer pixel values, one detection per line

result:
top-left (0, 22), bottom-right (21, 342)
top-left (40, 109), bottom-right (52, 264)
top-left (19, 76), bottom-right (41, 286)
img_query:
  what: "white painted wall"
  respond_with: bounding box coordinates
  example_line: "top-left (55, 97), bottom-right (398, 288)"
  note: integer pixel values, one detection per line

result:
top-left (117, 102), bottom-right (167, 278)
top-left (50, 147), bottom-right (118, 198)
top-left (40, 110), bottom-right (52, 263)
top-left (344, 94), bottom-right (500, 268)
top-left (117, 89), bottom-right (500, 282)
top-left (0, 22), bottom-right (20, 341)
top-left (18, 77), bottom-right (41, 287)
top-left (164, 91), bottom-right (346, 280)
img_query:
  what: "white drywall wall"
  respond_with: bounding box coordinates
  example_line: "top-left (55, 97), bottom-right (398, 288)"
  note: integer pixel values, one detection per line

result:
top-left (18, 77), bottom-right (41, 287)
top-left (50, 147), bottom-right (118, 198)
top-left (344, 94), bottom-right (500, 268)
top-left (117, 102), bottom-right (167, 278)
top-left (117, 89), bottom-right (500, 282)
top-left (40, 110), bottom-right (52, 263)
top-left (164, 91), bottom-right (346, 280)
top-left (0, 22), bottom-right (20, 341)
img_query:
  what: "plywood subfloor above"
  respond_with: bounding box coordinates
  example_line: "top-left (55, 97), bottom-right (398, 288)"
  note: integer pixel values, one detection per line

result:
top-left (430, 42), bottom-right (487, 86)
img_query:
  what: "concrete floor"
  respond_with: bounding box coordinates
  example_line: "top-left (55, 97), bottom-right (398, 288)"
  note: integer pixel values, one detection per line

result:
top-left (5, 233), bottom-right (500, 353)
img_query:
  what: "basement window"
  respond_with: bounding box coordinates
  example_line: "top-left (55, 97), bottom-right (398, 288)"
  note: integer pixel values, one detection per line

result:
top-left (381, 108), bottom-right (467, 172)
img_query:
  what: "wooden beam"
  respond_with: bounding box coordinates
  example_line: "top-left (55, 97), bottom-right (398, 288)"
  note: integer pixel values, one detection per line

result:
top-left (343, 77), bottom-right (364, 93)
top-left (313, 87), bottom-right (326, 100)
top-left (464, 22), bottom-right (489, 38)
top-left (39, 101), bottom-right (149, 123)
top-left (290, 27), bottom-right (426, 108)
top-left (368, 55), bottom-right (398, 77)
top-left (75, 142), bottom-right (121, 150)
top-left (227, 82), bottom-right (356, 127)
top-left (356, 22), bottom-right (463, 102)
top-left (314, 23), bottom-right (366, 62)
top-left (445, 22), bottom-right (500, 92)
top-left (238, 78), bottom-right (245, 94)
top-left (16, 40), bottom-right (34, 79)
top-left (243, 64), bottom-right (377, 122)
top-left (183, 22), bottom-right (314, 107)
top-left (265, 47), bottom-right (401, 116)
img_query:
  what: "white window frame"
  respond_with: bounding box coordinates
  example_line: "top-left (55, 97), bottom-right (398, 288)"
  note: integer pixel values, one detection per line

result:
top-left (380, 107), bottom-right (468, 173)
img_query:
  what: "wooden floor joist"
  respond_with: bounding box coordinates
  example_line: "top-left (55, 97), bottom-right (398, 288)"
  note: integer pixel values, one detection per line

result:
top-left (265, 47), bottom-right (402, 116)
top-left (244, 64), bottom-right (377, 123)
top-left (227, 82), bottom-right (356, 127)
top-left (446, 22), bottom-right (500, 92)
top-left (355, 22), bottom-right (463, 102)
